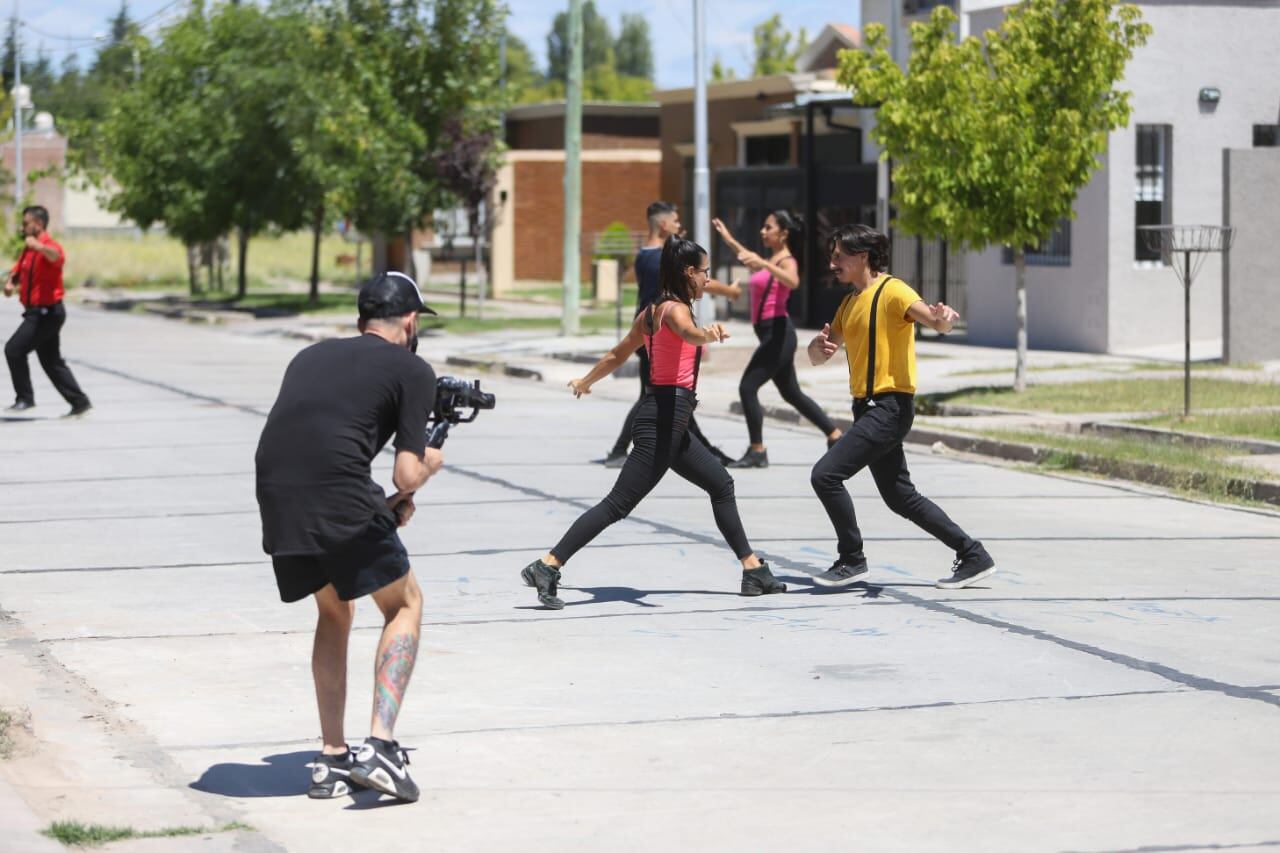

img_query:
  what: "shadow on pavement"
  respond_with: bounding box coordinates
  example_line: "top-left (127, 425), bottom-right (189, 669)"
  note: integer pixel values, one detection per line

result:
top-left (190, 750), bottom-right (312, 797)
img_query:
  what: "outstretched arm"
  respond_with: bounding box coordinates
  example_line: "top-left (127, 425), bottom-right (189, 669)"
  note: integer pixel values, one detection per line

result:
top-left (663, 301), bottom-right (730, 346)
top-left (711, 217), bottom-right (749, 255)
top-left (704, 278), bottom-right (742, 299)
top-left (906, 300), bottom-right (959, 334)
top-left (568, 315), bottom-right (647, 398)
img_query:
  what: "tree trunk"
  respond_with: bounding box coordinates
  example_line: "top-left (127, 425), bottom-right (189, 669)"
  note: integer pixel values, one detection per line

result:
top-left (1014, 246), bottom-right (1028, 393)
top-left (309, 205), bottom-right (324, 306)
top-left (186, 242), bottom-right (199, 295)
top-left (236, 227), bottom-right (249, 299)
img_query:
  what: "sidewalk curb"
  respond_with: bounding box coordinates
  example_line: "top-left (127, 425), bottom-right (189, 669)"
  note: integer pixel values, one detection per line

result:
top-left (445, 355), bottom-right (544, 382)
top-left (736, 401), bottom-right (1280, 506)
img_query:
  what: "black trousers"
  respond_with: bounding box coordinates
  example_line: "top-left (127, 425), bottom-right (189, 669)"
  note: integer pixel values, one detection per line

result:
top-left (810, 393), bottom-right (974, 562)
top-left (740, 317), bottom-right (836, 445)
top-left (610, 345), bottom-right (719, 456)
top-left (5, 304), bottom-right (89, 407)
top-left (555, 392), bottom-right (752, 563)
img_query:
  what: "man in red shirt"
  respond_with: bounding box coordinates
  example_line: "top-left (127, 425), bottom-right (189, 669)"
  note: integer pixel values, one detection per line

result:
top-left (3, 205), bottom-right (91, 415)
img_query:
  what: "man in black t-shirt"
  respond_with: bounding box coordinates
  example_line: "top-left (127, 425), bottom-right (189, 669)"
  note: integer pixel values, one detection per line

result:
top-left (255, 271), bottom-right (442, 803)
top-left (598, 201), bottom-right (734, 467)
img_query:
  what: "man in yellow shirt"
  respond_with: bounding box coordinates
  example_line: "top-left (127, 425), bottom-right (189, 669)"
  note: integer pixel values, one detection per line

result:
top-left (806, 225), bottom-right (994, 590)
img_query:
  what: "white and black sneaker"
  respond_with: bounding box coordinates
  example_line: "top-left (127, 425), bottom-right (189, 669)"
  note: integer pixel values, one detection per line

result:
top-left (812, 558), bottom-right (870, 588)
top-left (936, 543), bottom-right (996, 589)
top-left (307, 750), bottom-right (364, 799)
top-left (349, 737), bottom-right (419, 803)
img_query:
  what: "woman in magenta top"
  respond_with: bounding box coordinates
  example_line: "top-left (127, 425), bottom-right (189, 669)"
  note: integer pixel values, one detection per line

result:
top-left (519, 237), bottom-right (786, 609)
top-left (712, 211), bottom-right (842, 468)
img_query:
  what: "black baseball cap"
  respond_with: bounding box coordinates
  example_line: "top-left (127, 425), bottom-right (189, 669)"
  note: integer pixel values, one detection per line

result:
top-left (357, 271), bottom-right (437, 320)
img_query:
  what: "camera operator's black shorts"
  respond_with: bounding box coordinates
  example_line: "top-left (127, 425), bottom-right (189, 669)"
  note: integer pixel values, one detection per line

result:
top-left (272, 514), bottom-right (410, 603)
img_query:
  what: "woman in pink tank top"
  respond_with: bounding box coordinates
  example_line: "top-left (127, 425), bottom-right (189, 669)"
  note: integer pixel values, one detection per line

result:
top-left (518, 237), bottom-right (786, 609)
top-left (712, 211), bottom-right (842, 469)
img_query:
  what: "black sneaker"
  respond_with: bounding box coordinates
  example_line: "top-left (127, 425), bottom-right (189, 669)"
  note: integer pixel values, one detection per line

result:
top-left (63, 401), bottom-right (92, 418)
top-left (6, 399), bottom-right (33, 412)
top-left (741, 562), bottom-right (786, 596)
top-left (520, 559), bottom-right (565, 610)
top-left (812, 558), bottom-right (869, 588)
top-left (602, 450), bottom-right (628, 469)
top-left (306, 750), bottom-right (365, 799)
top-left (936, 543), bottom-right (996, 589)
top-left (349, 737), bottom-right (418, 803)
top-left (728, 448), bottom-right (769, 469)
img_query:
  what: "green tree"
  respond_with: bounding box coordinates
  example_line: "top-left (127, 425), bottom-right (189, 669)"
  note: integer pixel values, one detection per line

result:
top-left (752, 14), bottom-right (807, 76)
top-left (614, 13), bottom-right (652, 80)
top-left (711, 56), bottom-right (737, 82)
top-left (547, 0), bottom-right (612, 82)
top-left (838, 1), bottom-right (1149, 391)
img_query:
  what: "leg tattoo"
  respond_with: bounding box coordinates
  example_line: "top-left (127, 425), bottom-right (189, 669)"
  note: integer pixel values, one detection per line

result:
top-left (373, 633), bottom-right (418, 736)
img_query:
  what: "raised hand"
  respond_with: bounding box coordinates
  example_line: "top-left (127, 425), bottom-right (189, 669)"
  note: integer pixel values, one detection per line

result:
top-left (737, 250), bottom-right (763, 270)
top-left (711, 217), bottom-right (730, 240)
top-left (931, 302), bottom-right (960, 324)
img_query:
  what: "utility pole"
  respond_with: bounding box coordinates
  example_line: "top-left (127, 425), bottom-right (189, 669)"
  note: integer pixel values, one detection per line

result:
top-left (561, 0), bottom-right (583, 336)
top-left (13, 7), bottom-right (23, 206)
top-left (692, 0), bottom-right (712, 322)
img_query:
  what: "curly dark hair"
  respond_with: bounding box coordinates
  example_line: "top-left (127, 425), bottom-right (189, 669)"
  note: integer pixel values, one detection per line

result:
top-left (827, 224), bottom-right (889, 273)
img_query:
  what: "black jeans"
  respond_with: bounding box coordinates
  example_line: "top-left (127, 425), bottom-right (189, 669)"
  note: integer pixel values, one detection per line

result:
top-left (610, 345), bottom-right (720, 456)
top-left (740, 317), bottom-right (836, 445)
top-left (5, 303), bottom-right (90, 407)
top-left (810, 393), bottom-right (974, 562)
top-left (556, 392), bottom-right (752, 563)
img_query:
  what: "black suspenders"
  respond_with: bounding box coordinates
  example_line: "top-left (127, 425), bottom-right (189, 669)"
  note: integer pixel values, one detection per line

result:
top-left (863, 277), bottom-right (894, 408)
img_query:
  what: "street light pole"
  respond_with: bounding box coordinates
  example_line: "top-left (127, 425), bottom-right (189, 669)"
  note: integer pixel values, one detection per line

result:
top-left (692, 0), bottom-right (712, 322)
top-left (561, 0), bottom-right (583, 336)
top-left (13, 7), bottom-right (23, 205)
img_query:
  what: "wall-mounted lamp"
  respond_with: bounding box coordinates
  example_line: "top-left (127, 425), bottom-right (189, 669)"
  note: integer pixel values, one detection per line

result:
top-left (1199, 86), bottom-right (1221, 105)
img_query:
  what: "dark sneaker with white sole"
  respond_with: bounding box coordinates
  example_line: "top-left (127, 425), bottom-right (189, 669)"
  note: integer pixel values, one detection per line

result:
top-left (935, 543), bottom-right (996, 589)
top-left (741, 562), bottom-right (786, 596)
top-left (521, 559), bottom-right (565, 610)
top-left (307, 750), bottom-right (365, 799)
top-left (349, 737), bottom-right (418, 803)
top-left (812, 558), bottom-right (869, 588)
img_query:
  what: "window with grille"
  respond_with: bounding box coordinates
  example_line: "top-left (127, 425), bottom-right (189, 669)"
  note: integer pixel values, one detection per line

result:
top-left (1002, 219), bottom-right (1071, 266)
top-left (1135, 124), bottom-right (1172, 263)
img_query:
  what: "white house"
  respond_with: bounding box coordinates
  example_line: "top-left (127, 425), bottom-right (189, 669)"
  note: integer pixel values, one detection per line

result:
top-left (860, 0), bottom-right (1280, 355)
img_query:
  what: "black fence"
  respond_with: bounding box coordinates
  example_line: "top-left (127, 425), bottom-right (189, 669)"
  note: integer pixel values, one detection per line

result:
top-left (890, 233), bottom-right (967, 325)
top-left (714, 163), bottom-right (877, 327)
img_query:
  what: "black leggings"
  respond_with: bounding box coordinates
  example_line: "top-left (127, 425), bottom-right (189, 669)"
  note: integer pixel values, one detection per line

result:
top-left (610, 346), bottom-right (719, 456)
top-left (810, 393), bottom-right (975, 561)
top-left (554, 393), bottom-right (753, 564)
top-left (739, 317), bottom-right (836, 445)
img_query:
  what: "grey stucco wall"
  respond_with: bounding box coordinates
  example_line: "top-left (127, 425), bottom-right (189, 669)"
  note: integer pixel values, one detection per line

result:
top-left (1223, 147), bottom-right (1280, 364)
top-left (964, 154), bottom-right (1112, 353)
top-left (1105, 2), bottom-right (1280, 353)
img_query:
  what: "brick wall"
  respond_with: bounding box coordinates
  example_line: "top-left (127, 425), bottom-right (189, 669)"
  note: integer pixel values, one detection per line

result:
top-left (1, 132), bottom-right (68, 229)
top-left (512, 156), bottom-right (659, 282)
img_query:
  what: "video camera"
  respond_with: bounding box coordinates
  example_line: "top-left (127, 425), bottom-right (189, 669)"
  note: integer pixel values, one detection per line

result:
top-left (425, 376), bottom-right (496, 449)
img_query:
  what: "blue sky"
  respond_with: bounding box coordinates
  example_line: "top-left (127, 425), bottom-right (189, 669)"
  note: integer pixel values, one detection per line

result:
top-left (18, 0), bottom-right (860, 90)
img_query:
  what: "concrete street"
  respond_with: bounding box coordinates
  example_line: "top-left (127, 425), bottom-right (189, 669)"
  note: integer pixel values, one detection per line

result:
top-left (1, 301), bottom-right (1279, 852)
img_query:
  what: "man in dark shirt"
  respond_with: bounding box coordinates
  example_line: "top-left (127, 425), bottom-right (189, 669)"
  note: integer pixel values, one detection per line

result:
top-left (255, 271), bottom-right (442, 803)
top-left (599, 201), bottom-right (733, 467)
top-left (3, 205), bottom-right (91, 416)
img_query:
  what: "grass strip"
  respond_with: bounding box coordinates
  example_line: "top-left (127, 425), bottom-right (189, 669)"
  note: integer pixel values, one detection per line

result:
top-left (953, 427), bottom-right (1274, 506)
top-left (43, 821), bottom-right (252, 847)
top-left (938, 378), bottom-right (1280, 414)
top-left (1134, 410), bottom-right (1280, 443)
